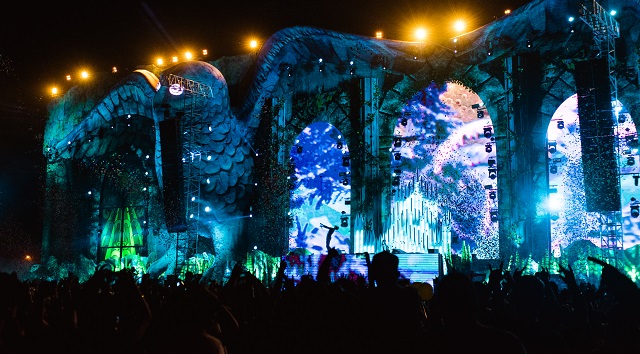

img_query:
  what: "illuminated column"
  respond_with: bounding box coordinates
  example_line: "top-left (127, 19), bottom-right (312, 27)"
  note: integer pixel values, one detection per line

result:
top-left (361, 77), bottom-right (381, 252)
top-left (502, 54), bottom-right (548, 261)
top-left (272, 96), bottom-right (290, 252)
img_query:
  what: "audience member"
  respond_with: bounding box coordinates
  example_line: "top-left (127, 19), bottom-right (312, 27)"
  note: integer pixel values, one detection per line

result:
top-left (0, 252), bottom-right (638, 354)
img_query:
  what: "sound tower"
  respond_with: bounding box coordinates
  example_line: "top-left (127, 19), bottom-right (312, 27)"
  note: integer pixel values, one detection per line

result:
top-left (159, 118), bottom-right (187, 232)
top-left (574, 58), bottom-right (620, 212)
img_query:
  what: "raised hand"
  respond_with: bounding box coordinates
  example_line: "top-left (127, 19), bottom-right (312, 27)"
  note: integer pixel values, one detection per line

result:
top-left (487, 261), bottom-right (504, 291)
top-left (558, 264), bottom-right (579, 294)
top-left (535, 266), bottom-right (550, 285)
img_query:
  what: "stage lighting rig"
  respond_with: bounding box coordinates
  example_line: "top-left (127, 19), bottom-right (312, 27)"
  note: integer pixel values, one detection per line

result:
top-left (483, 125), bottom-right (493, 139)
top-left (488, 167), bottom-right (497, 180)
top-left (490, 208), bottom-right (499, 222)
top-left (631, 197), bottom-right (640, 218)
top-left (342, 153), bottom-right (350, 167)
top-left (627, 156), bottom-right (635, 166)
top-left (340, 211), bottom-right (349, 227)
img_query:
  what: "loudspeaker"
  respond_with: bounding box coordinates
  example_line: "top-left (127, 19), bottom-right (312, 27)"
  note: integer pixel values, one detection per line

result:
top-left (574, 58), bottom-right (620, 212)
top-left (159, 118), bottom-right (187, 232)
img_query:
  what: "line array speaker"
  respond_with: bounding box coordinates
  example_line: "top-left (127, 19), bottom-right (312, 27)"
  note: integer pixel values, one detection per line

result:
top-left (159, 118), bottom-right (187, 232)
top-left (574, 58), bottom-right (620, 212)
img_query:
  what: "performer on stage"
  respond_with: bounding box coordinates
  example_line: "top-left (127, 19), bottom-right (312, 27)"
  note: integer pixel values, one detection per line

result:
top-left (319, 223), bottom-right (339, 251)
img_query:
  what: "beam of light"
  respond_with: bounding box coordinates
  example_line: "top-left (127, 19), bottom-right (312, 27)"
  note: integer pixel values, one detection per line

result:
top-left (141, 2), bottom-right (179, 52)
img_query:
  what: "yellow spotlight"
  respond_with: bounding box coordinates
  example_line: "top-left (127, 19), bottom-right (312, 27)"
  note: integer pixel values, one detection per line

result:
top-left (504, 9), bottom-right (511, 15)
top-left (453, 20), bottom-right (466, 33)
top-left (51, 87), bottom-right (59, 96)
top-left (414, 28), bottom-right (427, 42)
top-left (249, 39), bottom-right (259, 49)
top-left (66, 75), bottom-right (71, 81)
top-left (80, 71), bottom-right (89, 79)
top-left (156, 57), bottom-right (164, 66)
top-left (25, 255), bottom-right (31, 261)
top-left (185, 51), bottom-right (193, 60)
top-left (112, 66), bottom-right (118, 74)
top-left (172, 56), bottom-right (178, 63)
top-left (375, 31), bottom-right (383, 39)
top-left (202, 49), bottom-right (208, 56)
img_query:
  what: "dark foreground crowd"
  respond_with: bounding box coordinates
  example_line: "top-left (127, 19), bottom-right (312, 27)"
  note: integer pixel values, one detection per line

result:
top-left (1, 249), bottom-right (639, 354)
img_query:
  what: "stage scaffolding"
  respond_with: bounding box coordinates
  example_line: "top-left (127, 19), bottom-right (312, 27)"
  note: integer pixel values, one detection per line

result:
top-left (166, 74), bottom-right (213, 276)
top-left (579, 0), bottom-right (622, 267)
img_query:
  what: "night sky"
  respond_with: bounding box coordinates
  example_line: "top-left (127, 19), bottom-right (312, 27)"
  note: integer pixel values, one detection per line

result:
top-left (0, 0), bottom-right (531, 260)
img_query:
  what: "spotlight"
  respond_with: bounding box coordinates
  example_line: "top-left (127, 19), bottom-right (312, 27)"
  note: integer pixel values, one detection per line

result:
top-left (296, 145), bottom-right (303, 153)
top-left (526, 39), bottom-right (532, 48)
top-left (340, 214), bottom-right (349, 227)
top-left (634, 174), bottom-right (639, 186)
top-left (392, 176), bottom-right (400, 186)
top-left (341, 178), bottom-right (349, 186)
top-left (488, 167), bottom-right (497, 179)
top-left (394, 138), bottom-right (402, 148)
top-left (342, 155), bottom-right (350, 167)
top-left (550, 164), bottom-right (558, 174)
top-left (471, 103), bottom-right (481, 109)
top-left (490, 208), bottom-right (499, 222)
top-left (548, 141), bottom-right (557, 154)
top-left (631, 198), bottom-right (639, 218)
top-left (483, 126), bottom-right (493, 139)
top-left (627, 156), bottom-right (636, 166)
top-left (477, 110), bottom-right (485, 118)
top-left (489, 190), bottom-right (497, 199)
top-left (401, 117), bottom-right (408, 126)
top-left (485, 143), bottom-right (493, 153)
top-left (488, 157), bottom-right (496, 167)
top-left (336, 141), bottom-right (343, 149)
top-left (557, 120), bottom-right (564, 129)
top-left (394, 152), bottom-right (401, 160)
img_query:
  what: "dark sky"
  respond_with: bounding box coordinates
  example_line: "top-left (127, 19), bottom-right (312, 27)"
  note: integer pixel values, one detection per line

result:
top-left (0, 0), bottom-right (532, 259)
top-left (4, 0), bottom-right (531, 90)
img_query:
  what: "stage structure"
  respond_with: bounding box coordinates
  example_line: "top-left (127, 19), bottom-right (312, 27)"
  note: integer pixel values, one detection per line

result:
top-left (43, 0), bottom-right (640, 284)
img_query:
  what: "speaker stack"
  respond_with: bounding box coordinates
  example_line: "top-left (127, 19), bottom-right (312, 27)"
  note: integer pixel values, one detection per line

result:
top-left (159, 118), bottom-right (187, 232)
top-left (574, 58), bottom-right (620, 212)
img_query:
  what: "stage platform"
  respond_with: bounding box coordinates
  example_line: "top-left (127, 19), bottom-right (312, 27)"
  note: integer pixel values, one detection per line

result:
top-left (282, 252), bottom-right (443, 286)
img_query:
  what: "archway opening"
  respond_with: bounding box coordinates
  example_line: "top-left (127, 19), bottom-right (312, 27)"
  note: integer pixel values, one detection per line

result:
top-left (547, 94), bottom-right (640, 282)
top-left (287, 122), bottom-right (351, 255)
top-left (385, 81), bottom-right (499, 259)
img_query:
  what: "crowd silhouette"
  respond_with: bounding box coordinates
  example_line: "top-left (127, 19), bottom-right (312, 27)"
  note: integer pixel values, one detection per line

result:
top-left (1, 249), bottom-right (639, 354)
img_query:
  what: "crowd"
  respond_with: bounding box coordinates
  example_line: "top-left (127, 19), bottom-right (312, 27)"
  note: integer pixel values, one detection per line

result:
top-left (1, 248), bottom-right (639, 354)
